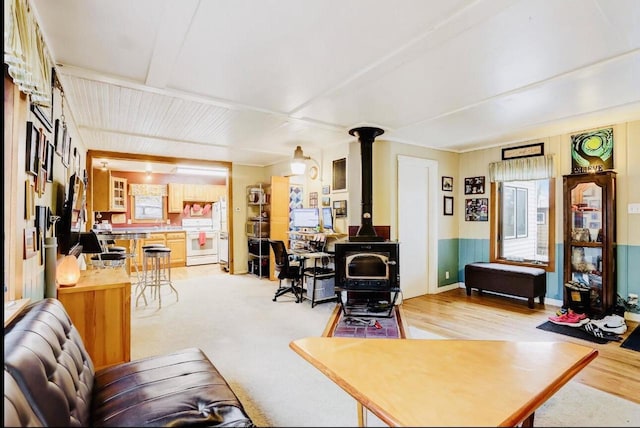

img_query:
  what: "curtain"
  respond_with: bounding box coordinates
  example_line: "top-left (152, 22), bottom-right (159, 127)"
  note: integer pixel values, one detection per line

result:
top-left (129, 184), bottom-right (167, 197)
top-left (4, 0), bottom-right (53, 106)
top-left (489, 155), bottom-right (555, 182)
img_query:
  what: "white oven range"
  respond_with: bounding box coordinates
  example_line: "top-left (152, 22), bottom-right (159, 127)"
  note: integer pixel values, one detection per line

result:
top-left (182, 218), bottom-right (218, 266)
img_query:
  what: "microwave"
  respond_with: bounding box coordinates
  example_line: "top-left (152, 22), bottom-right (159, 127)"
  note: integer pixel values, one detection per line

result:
top-left (246, 221), bottom-right (269, 237)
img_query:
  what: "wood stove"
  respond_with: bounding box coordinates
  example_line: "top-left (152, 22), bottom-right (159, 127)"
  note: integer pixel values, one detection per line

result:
top-left (334, 126), bottom-right (400, 317)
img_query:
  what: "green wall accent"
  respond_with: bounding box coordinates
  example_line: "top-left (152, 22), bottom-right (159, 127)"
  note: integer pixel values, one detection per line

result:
top-left (455, 240), bottom-right (640, 300)
top-left (437, 239), bottom-right (459, 286)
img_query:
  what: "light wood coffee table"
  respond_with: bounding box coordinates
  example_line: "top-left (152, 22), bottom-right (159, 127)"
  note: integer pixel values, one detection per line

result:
top-left (290, 337), bottom-right (597, 427)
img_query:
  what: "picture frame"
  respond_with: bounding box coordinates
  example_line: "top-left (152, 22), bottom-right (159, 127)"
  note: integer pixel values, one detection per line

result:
top-left (54, 119), bottom-right (62, 156)
top-left (26, 122), bottom-right (39, 176)
top-left (444, 196), bottom-right (454, 216)
top-left (23, 227), bottom-right (37, 259)
top-left (465, 198), bottom-right (489, 221)
top-left (62, 132), bottom-right (72, 168)
top-left (571, 127), bottom-right (613, 174)
top-left (322, 185), bottom-right (330, 195)
top-left (333, 199), bottom-right (347, 217)
top-left (45, 141), bottom-right (54, 182)
top-left (501, 142), bottom-right (544, 160)
top-left (322, 196), bottom-right (330, 207)
top-left (38, 127), bottom-right (47, 164)
top-left (25, 180), bottom-right (34, 220)
top-left (442, 176), bottom-right (453, 192)
top-left (332, 158), bottom-right (347, 192)
top-left (464, 176), bottom-right (485, 195)
top-left (36, 162), bottom-right (46, 197)
top-left (309, 191), bottom-right (318, 208)
top-left (537, 212), bottom-right (546, 225)
top-left (30, 103), bottom-right (53, 132)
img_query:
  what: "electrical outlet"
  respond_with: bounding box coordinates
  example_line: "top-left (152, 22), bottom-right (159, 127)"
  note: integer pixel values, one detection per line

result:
top-left (628, 203), bottom-right (640, 214)
top-left (445, 271), bottom-right (450, 279)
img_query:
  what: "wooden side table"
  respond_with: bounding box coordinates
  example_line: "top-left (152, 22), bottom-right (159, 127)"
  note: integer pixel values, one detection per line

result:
top-left (57, 268), bottom-right (131, 370)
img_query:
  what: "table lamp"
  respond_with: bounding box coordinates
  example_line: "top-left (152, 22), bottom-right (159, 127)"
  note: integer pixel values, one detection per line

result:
top-left (57, 255), bottom-right (80, 287)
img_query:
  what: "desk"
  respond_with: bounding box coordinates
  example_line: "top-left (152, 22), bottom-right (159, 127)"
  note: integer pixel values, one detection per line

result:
top-left (290, 337), bottom-right (598, 427)
top-left (291, 251), bottom-right (337, 307)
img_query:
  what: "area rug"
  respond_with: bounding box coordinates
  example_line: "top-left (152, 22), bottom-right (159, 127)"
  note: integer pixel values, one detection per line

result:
top-left (536, 321), bottom-right (609, 344)
top-left (621, 324), bottom-right (640, 352)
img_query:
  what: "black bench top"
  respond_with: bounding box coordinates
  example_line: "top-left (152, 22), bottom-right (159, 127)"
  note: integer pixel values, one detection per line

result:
top-left (466, 262), bottom-right (545, 276)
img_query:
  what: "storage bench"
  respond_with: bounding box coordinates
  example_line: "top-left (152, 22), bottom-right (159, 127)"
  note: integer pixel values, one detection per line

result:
top-left (464, 262), bottom-right (546, 308)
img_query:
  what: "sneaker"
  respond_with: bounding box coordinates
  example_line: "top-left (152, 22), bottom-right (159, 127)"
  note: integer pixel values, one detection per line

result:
top-left (549, 311), bottom-right (590, 327)
top-left (583, 323), bottom-right (623, 341)
top-left (589, 314), bottom-right (627, 334)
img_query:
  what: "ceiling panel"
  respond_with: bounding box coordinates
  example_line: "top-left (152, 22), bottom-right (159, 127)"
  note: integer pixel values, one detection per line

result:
top-left (29, 0), bottom-right (640, 171)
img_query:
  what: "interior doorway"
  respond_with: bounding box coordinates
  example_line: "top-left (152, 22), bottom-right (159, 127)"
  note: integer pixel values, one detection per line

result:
top-left (397, 155), bottom-right (438, 299)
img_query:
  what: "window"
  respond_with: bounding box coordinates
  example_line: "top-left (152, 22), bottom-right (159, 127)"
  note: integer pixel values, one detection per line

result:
top-left (489, 154), bottom-right (555, 271)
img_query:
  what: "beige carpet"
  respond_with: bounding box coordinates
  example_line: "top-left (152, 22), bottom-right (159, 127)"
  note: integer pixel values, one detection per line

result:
top-left (130, 268), bottom-right (640, 427)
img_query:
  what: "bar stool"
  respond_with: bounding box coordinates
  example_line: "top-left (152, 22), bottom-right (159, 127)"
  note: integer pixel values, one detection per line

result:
top-left (136, 246), bottom-right (178, 309)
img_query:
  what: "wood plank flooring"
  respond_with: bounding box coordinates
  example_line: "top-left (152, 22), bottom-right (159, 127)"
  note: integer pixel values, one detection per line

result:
top-left (401, 288), bottom-right (640, 405)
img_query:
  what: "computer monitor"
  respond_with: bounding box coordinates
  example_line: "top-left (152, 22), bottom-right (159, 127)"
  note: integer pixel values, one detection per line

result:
top-left (322, 207), bottom-right (333, 231)
top-left (292, 208), bottom-right (319, 229)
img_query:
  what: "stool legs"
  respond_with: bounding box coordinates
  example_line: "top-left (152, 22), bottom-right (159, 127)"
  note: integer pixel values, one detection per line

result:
top-left (136, 248), bottom-right (178, 309)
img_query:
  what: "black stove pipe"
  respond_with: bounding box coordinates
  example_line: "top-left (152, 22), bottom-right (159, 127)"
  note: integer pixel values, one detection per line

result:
top-left (348, 126), bottom-right (385, 242)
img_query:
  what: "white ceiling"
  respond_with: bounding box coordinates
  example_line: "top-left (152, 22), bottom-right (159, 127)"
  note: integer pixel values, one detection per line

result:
top-left (31, 0), bottom-right (640, 172)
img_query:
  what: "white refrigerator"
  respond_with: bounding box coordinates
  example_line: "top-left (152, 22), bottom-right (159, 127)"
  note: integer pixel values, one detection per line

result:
top-left (214, 197), bottom-right (229, 271)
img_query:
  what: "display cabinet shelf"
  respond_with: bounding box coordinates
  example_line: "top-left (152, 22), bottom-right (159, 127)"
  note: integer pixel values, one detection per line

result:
top-left (562, 171), bottom-right (616, 316)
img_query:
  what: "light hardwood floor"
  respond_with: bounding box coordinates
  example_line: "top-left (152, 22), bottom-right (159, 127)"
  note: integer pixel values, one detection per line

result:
top-left (401, 288), bottom-right (640, 405)
top-left (170, 265), bottom-right (639, 405)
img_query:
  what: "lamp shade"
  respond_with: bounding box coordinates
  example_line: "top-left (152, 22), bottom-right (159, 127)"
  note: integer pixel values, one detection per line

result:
top-left (57, 255), bottom-right (80, 287)
top-left (290, 145), bottom-right (307, 175)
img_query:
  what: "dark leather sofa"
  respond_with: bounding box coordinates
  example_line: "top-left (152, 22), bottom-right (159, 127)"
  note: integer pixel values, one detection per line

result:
top-left (4, 298), bottom-right (255, 427)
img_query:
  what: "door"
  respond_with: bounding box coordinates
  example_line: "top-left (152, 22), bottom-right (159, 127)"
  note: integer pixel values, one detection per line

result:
top-left (397, 155), bottom-right (438, 299)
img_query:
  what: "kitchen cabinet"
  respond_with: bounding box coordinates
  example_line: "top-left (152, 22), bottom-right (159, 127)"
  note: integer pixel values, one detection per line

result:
top-left (167, 183), bottom-right (225, 210)
top-left (269, 176), bottom-right (290, 281)
top-left (165, 232), bottom-right (187, 266)
top-left (92, 169), bottom-right (128, 213)
top-left (57, 268), bottom-right (131, 370)
top-left (563, 171), bottom-right (616, 316)
top-left (168, 183), bottom-right (184, 213)
top-left (127, 231), bottom-right (186, 271)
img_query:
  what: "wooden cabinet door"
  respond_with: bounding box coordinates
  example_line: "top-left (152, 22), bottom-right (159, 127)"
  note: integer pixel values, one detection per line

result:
top-left (165, 232), bottom-right (186, 267)
top-left (136, 234), bottom-right (166, 270)
top-left (183, 184), bottom-right (198, 201)
top-left (168, 183), bottom-right (184, 213)
top-left (109, 177), bottom-right (127, 212)
top-left (92, 168), bottom-right (110, 214)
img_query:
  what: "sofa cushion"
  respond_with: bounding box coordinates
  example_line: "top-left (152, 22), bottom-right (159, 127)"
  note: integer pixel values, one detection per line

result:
top-left (92, 348), bottom-right (255, 427)
top-left (4, 298), bottom-right (94, 427)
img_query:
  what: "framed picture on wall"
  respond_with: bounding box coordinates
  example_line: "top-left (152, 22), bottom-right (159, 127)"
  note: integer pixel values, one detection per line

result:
top-left (465, 198), bottom-right (488, 221)
top-left (26, 122), bottom-right (39, 176)
top-left (333, 199), bottom-right (347, 217)
top-left (444, 196), bottom-right (454, 216)
top-left (322, 196), bottom-right (330, 207)
top-left (442, 176), bottom-right (453, 192)
top-left (464, 176), bottom-right (485, 195)
top-left (45, 141), bottom-right (54, 182)
top-left (332, 158), bottom-right (347, 192)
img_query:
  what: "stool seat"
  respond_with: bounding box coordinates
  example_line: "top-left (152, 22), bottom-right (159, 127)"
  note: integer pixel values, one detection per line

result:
top-left (107, 246), bottom-right (127, 252)
top-left (91, 252), bottom-right (126, 268)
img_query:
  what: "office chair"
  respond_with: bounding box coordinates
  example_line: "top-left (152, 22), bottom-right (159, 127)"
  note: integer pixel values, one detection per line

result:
top-left (269, 239), bottom-right (303, 303)
top-left (79, 231), bottom-right (125, 268)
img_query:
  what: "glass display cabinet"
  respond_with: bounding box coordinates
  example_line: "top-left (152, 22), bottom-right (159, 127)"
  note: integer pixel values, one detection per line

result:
top-left (563, 171), bottom-right (616, 316)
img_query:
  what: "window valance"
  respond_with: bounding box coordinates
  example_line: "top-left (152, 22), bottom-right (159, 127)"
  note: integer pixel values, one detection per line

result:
top-left (489, 155), bottom-right (555, 182)
top-left (129, 184), bottom-right (167, 197)
top-left (4, 0), bottom-right (53, 106)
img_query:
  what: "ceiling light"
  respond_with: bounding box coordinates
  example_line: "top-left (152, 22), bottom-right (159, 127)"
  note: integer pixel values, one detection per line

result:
top-left (100, 161), bottom-right (108, 171)
top-left (174, 166), bottom-right (228, 177)
top-left (290, 146), bottom-right (309, 175)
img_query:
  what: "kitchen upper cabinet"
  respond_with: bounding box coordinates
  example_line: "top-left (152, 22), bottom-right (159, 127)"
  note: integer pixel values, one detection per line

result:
top-left (167, 182), bottom-right (226, 211)
top-left (168, 183), bottom-right (184, 213)
top-left (92, 169), bottom-right (127, 213)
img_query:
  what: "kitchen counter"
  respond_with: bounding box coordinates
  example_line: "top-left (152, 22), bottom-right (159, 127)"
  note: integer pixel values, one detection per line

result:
top-left (97, 226), bottom-right (185, 234)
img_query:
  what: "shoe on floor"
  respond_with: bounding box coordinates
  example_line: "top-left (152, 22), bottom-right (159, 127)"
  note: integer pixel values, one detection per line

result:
top-left (549, 311), bottom-right (590, 327)
top-left (583, 323), bottom-right (623, 341)
top-left (589, 314), bottom-right (627, 334)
